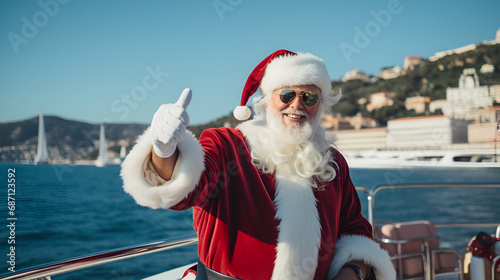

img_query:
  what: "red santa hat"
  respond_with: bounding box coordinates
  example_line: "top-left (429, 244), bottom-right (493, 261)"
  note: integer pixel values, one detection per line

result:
top-left (233, 49), bottom-right (332, 121)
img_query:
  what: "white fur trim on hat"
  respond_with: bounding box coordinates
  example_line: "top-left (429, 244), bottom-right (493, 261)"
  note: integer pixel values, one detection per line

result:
top-left (328, 235), bottom-right (396, 280)
top-left (120, 127), bottom-right (205, 209)
top-left (260, 52), bottom-right (332, 95)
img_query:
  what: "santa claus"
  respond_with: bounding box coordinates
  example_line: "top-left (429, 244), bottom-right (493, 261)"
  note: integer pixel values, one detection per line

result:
top-left (121, 49), bottom-right (395, 280)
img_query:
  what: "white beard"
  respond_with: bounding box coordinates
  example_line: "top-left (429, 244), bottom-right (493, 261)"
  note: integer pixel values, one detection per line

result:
top-left (241, 108), bottom-right (337, 187)
top-left (266, 108), bottom-right (316, 146)
top-left (237, 106), bottom-right (337, 279)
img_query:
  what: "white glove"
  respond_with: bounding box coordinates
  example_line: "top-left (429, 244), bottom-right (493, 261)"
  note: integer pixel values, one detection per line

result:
top-left (151, 88), bottom-right (192, 158)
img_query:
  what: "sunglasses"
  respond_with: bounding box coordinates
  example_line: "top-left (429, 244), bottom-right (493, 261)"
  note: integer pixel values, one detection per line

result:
top-left (276, 90), bottom-right (321, 107)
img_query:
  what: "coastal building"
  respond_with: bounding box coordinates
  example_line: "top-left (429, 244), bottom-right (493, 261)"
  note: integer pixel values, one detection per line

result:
top-left (467, 122), bottom-right (499, 143)
top-left (444, 68), bottom-right (493, 119)
top-left (341, 69), bottom-right (371, 82)
top-left (378, 55), bottom-right (422, 79)
top-left (379, 66), bottom-right (403, 80)
top-left (404, 55), bottom-right (423, 70)
top-left (321, 115), bottom-right (353, 131)
top-left (466, 106), bottom-right (500, 124)
top-left (357, 97), bottom-right (367, 106)
top-left (466, 106), bottom-right (500, 145)
top-left (321, 114), bottom-right (379, 131)
top-left (490, 84), bottom-right (500, 103)
top-left (328, 111), bottom-right (497, 153)
top-left (366, 92), bottom-right (396, 112)
top-left (332, 127), bottom-right (387, 153)
top-left (348, 113), bottom-right (379, 130)
top-left (386, 115), bottom-right (470, 149)
top-left (429, 99), bottom-right (447, 113)
top-left (405, 96), bottom-right (430, 113)
top-left (322, 113), bottom-right (381, 154)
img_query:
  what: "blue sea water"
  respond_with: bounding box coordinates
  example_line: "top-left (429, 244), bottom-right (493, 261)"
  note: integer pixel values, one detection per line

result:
top-left (0, 163), bottom-right (499, 280)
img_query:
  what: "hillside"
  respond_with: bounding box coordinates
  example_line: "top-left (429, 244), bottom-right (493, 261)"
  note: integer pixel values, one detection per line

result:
top-left (0, 116), bottom-right (144, 147)
top-left (0, 113), bottom-right (243, 163)
top-left (332, 43), bottom-right (500, 124)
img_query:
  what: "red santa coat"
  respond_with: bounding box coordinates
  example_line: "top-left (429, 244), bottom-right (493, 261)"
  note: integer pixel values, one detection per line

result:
top-left (121, 121), bottom-right (396, 280)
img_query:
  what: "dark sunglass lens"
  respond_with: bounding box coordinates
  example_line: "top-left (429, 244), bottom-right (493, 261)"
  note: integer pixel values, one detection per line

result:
top-left (302, 91), bottom-right (319, 106)
top-left (279, 90), bottom-right (296, 104)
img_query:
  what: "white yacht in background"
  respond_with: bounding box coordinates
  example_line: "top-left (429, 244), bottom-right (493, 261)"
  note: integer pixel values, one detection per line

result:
top-left (34, 109), bottom-right (49, 165)
top-left (345, 149), bottom-right (500, 168)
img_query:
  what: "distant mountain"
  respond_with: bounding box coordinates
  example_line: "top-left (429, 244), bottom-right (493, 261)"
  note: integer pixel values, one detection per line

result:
top-left (0, 116), bottom-right (144, 147)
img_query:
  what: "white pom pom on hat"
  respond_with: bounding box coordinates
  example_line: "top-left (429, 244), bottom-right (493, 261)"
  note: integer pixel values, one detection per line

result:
top-left (233, 49), bottom-right (332, 121)
top-left (233, 105), bottom-right (252, 121)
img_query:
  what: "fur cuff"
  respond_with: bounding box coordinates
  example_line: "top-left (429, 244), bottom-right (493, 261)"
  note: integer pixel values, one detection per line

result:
top-left (120, 127), bottom-right (205, 209)
top-left (328, 235), bottom-right (396, 280)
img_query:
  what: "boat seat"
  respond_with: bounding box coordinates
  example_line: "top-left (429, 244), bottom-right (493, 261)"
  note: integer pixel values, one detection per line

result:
top-left (374, 220), bottom-right (462, 280)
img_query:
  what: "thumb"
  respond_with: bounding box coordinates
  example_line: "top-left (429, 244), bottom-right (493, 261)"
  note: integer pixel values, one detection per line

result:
top-left (176, 88), bottom-right (192, 109)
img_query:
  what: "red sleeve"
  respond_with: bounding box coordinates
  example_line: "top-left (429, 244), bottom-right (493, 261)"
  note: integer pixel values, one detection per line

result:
top-left (336, 151), bottom-right (373, 239)
top-left (170, 128), bottom-right (231, 210)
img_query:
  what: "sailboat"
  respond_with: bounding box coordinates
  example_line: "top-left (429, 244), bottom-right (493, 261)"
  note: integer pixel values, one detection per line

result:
top-left (95, 124), bottom-right (108, 167)
top-left (120, 145), bottom-right (127, 159)
top-left (34, 109), bottom-right (49, 165)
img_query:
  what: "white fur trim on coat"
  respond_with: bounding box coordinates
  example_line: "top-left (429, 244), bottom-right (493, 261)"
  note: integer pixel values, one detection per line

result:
top-left (271, 173), bottom-right (321, 280)
top-left (328, 235), bottom-right (396, 280)
top-left (120, 127), bottom-right (205, 209)
top-left (260, 52), bottom-right (332, 96)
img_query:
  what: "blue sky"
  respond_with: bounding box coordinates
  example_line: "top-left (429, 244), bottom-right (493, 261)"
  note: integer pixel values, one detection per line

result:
top-left (1, 0), bottom-right (499, 125)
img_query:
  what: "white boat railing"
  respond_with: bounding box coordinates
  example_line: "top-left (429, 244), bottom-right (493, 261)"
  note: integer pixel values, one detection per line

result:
top-left (0, 183), bottom-right (498, 280)
top-left (0, 236), bottom-right (198, 280)
top-left (359, 183), bottom-right (500, 227)
top-left (492, 256), bottom-right (500, 280)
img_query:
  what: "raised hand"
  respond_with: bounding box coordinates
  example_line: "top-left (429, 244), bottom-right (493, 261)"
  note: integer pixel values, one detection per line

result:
top-left (151, 88), bottom-right (192, 158)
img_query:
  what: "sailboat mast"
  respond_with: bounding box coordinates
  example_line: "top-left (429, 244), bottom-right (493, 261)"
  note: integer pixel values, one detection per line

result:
top-left (95, 124), bottom-right (107, 167)
top-left (34, 109), bottom-right (49, 165)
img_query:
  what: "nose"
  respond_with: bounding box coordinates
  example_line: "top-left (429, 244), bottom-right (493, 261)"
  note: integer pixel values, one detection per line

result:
top-left (289, 94), bottom-right (305, 110)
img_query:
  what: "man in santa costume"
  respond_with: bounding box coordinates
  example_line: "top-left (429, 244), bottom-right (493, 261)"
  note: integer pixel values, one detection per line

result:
top-left (121, 49), bottom-right (395, 280)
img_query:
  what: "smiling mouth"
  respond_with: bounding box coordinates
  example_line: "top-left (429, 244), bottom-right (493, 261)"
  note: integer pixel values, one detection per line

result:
top-left (284, 113), bottom-right (305, 120)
